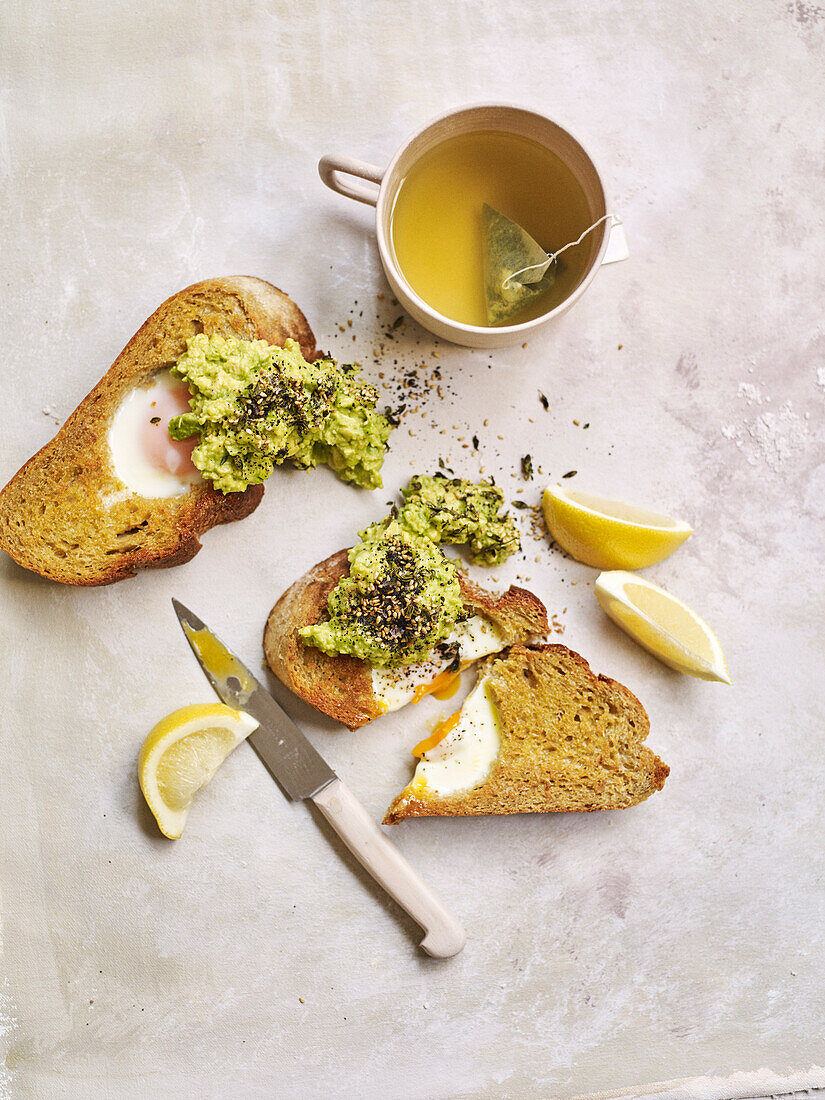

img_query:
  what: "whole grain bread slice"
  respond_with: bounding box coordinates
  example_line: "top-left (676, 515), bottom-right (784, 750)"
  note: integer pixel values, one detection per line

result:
top-left (263, 548), bottom-right (548, 730)
top-left (0, 277), bottom-right (316, 585)
top-left (384, 643), bottom-right (669, 823)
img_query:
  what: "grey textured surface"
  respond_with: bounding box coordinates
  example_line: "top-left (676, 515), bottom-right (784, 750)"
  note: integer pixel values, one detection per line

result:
top-left (1, 2), bottom-right (824, 1098)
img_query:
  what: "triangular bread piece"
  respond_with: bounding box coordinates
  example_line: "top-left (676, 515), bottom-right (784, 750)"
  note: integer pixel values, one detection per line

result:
top-left (0, 277), bottom-right (315, 585)
top-left (263, 549), bottom-right (548, 730)
top-left (385, 644), bottom-right (668, 822)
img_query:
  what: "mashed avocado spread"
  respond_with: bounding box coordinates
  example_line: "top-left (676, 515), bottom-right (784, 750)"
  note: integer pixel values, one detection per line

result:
top-left (299, 474), bottom-right (520, 667)
top-left (168, 334), bottom-right (390, 493)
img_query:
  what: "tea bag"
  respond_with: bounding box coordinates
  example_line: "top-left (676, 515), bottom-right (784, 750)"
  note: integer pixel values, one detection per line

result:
top-left (482, 205), bottom-right (620, 326)
top-left (482, 203), bottom-right (559, 325)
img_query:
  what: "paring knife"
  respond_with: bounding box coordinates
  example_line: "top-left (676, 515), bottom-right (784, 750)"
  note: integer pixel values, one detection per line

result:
top-left (171, 598), bottom-right (466, 959)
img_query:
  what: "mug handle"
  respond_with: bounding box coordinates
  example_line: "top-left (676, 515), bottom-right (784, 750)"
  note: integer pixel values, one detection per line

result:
top-left (319, 155), bottom-right (384, 207)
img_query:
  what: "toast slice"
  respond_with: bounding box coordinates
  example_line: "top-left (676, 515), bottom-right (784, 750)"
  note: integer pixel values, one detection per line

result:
top-left (384, 644), bottom-right (669, 822)
top-left (0, 277), bottom-right (316, 585)
top-left (263, 549), bottom-right (548, 730)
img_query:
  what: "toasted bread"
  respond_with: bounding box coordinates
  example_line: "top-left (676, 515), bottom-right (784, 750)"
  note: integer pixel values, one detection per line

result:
top-left (384, 644), bottom-right (669, 822)
top-left (263, 549), bottom-right (548, 730)
top-left (0, 277), bottom-right (316, 585)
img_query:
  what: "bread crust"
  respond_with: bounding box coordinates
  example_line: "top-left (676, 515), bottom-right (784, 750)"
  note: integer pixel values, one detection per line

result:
top-left (263, 550), bottom-right (549, 731)
top-left (0, 277), bottom-right (315, 585)
top-left (384, 643), bottom-right (669, 823)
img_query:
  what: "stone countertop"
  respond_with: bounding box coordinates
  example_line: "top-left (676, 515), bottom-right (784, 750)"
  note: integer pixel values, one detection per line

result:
top-left (1, 2), bottom-right (824, 1098)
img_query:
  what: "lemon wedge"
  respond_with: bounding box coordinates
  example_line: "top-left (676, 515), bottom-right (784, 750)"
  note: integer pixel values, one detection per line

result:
top-left (595, 571), bottom-right (731, 683)
top-left (138, 703), bottom-right (259, 838)
top-left (542, 486), bottom-right (692, 570)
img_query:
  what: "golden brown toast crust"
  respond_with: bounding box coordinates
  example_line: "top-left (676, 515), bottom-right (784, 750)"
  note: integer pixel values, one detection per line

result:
top-left (384, 643), bottom-right (669, 823)
top-left (0, 277), bottom-right (316, 585)
top-left (263, 549), bottom-right (548, 731)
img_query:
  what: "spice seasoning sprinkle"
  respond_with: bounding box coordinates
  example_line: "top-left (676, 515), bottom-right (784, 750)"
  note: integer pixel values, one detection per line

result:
top-left (342, 538), bottom-right (442, 656)
top-left (324, 298), bottom-right (464, 430)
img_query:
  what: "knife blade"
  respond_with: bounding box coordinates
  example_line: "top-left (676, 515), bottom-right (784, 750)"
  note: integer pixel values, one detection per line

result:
top-left (171, 598), bottom-right (466, 958)
top-left (172, 598), bottom-right (336, 801)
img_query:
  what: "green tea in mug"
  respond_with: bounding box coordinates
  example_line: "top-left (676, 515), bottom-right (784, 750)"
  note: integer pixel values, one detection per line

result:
top-left (390, 129), bottom-right (593, 327)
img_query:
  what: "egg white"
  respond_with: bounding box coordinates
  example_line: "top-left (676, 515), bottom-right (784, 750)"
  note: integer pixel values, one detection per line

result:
top-left (371, 615), bottom-right (505, 712)
top-left (413, 675), bottom-right (501, 796)
top-left (107, 372), bottom-right (202, 498)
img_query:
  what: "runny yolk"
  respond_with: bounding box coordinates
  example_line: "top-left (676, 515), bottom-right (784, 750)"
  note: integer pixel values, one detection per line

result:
top-left (411, 666), bottom-right (463, 704)
top-left (412, 709), bottom-right (461, 758)
top-left (141, 381), bottom-right (198, 477)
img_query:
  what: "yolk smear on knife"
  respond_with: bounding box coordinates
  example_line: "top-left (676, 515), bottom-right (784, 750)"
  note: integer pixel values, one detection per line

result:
top-left (412, 709), bottom-right (461, 758)
top-left (183, 624), bottom-right (256, 697)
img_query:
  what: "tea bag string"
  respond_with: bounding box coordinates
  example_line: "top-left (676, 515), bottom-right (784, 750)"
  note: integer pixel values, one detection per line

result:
top-left (502, 214), bottom-right (622, 289)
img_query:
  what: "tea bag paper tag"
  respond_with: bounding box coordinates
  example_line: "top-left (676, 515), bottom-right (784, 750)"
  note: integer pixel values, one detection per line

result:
top-left (602, 219), bottom-right (629, 264)
top-left (482, 204), bottom-right (557, 325)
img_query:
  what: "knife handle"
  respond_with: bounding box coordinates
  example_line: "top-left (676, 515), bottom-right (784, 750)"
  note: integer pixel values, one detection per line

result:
top-left (312, 778), bottom-right (466, 958)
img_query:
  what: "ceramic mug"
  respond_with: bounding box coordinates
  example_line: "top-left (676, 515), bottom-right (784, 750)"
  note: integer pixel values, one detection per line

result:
top-left (319, 104), bottom-right (628, 349)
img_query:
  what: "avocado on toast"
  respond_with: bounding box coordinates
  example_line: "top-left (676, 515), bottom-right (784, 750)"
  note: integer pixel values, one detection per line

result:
top-left (264, 549), bottom-right (548, 730)
top-left (0, 277), bottom-right (315, 585)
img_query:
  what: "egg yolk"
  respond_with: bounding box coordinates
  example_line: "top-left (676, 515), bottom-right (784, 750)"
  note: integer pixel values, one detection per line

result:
top-left (410, 664), bottom-right (467, 705)
top-left (141, 382), bottom-right (198, 477)
top-left (412, 709), bottom-right (461, 758)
